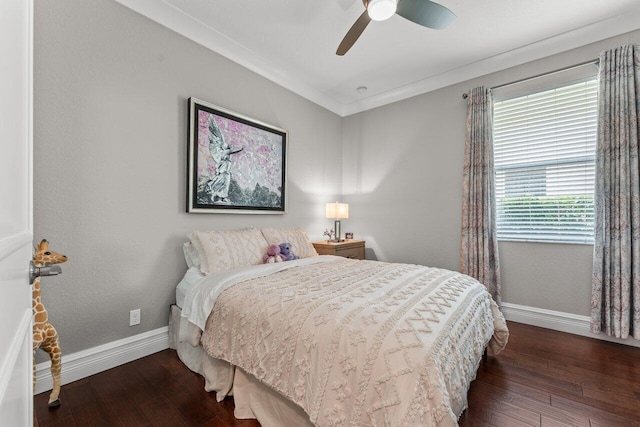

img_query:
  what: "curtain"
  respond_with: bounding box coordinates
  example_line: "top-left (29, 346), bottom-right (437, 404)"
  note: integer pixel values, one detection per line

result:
top-left (460, 86), bottom-right (501, 303)
top-left (591, 45), bottom-right (640, 340)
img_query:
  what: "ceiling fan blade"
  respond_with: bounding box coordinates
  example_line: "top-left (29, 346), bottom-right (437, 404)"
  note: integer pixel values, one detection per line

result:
top-left (396, 0), bottom-right (456, 30)
top-left (336, 10), bottom-right (372, 56)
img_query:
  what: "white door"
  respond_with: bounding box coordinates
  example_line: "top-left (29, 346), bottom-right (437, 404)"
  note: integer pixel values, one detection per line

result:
top-left (0, 0), bottom-right (34, 425)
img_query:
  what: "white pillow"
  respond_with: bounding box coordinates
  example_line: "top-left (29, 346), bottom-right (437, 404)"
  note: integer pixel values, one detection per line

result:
top-left (260, 227), bottom-right (318, 259)
top-left (182, 242), bottom-right (201, 269)
top-left (189, 228), bottom-right (269, 275)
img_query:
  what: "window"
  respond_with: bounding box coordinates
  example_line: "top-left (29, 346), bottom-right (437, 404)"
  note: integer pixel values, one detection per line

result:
top-left (493, 72), bottom-right (598, 244)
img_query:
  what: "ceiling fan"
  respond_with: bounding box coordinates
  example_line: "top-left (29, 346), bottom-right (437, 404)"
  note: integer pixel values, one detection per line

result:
top-left (336, 0), bottom-right (456, 56)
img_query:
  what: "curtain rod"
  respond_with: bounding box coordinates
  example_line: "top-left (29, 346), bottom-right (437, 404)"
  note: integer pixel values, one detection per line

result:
top-left (461, 58), bottom-right (599, 99)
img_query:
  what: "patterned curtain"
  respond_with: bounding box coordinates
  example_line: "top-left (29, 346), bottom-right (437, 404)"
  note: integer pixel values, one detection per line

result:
top-left (591, 45), bottom-right (640, 340)
top-left (460, 86), bottom-right (501, 304)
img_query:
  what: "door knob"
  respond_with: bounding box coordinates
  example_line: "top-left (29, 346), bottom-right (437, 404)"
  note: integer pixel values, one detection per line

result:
top-left (29, 261), bottom-right (62, 285)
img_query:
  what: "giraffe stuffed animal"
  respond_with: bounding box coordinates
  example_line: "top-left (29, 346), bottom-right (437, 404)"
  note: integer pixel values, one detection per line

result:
top-left (32, 239), bottom-right (67, 407)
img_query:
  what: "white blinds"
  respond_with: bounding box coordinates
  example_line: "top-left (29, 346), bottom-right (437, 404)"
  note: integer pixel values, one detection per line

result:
top-left (493, 77), bottom-right (598, 243)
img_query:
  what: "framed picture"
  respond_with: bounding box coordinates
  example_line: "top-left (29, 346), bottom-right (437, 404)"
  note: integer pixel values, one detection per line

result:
top-left (187, 97), bottom-right (287, 214)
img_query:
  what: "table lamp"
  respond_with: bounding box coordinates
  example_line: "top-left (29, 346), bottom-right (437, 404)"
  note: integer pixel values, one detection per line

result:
top-left (325, 202), bottom-right (349, 242)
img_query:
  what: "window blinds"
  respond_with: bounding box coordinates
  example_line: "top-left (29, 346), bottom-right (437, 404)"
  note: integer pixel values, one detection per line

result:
top-left (493, 77), bottom-right (598, 243)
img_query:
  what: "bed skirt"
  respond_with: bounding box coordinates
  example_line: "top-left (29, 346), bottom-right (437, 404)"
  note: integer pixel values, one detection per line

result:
top-left (169, 305), bottom-right (314, 427)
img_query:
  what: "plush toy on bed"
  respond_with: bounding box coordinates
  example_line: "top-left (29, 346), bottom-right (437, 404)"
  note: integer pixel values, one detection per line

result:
top-left (263, 244), bottom-right (285, 263)
top-left (279, 242), bottom-right (299, 261)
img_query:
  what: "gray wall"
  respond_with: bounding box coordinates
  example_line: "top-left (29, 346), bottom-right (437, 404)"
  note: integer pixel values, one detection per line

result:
top-left (34, 0), bottom-right (640, 361)
top-left (33, 0), bottom-right (343, 360)
top-left (342, 30), bottom-right (640, 317)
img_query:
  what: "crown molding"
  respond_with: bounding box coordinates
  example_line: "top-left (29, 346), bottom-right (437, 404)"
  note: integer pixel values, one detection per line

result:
top-left (115, 0), bottom-right (640, 117)
top-left (113, 0), bottom-right (344, 115)
top-left (340, 9), bottom-right (640, 115)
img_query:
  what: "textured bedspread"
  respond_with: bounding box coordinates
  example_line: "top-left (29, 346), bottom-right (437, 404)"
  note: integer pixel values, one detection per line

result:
top-left (200, 258), bottom-right (508, 427)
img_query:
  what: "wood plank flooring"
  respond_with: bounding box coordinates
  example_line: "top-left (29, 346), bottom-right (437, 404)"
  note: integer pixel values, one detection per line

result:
top-left (35, 321), bottom-right (640, 426)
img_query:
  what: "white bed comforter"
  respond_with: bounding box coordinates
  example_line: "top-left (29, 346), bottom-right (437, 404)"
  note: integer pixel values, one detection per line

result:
top-left (188, 257), bottom-right (508, 427)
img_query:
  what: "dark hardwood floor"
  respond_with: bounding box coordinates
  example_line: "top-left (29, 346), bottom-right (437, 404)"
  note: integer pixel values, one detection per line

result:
top-left (35, 321), bottom-right (640, 426)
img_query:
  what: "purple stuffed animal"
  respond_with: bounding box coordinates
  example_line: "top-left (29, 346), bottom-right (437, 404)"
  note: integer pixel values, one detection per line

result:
top-left (279, 242), bottom-right (299, 261)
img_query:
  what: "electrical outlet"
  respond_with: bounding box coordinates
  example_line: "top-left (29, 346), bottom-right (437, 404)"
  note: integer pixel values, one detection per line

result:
top-left (129, 309), bottom-right (141, 326)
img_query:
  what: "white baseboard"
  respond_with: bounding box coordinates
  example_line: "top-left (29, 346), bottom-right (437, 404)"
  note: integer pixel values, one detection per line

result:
top-left (34, 326), bottom-right (169, 395)
top-left (34, 303), bottom-right (640, 396)
top-left (501, 302), bottom-right (640, 348)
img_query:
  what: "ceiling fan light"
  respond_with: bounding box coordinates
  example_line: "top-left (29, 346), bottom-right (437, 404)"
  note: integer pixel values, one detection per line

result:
top-left (367, 0), bottom-right (397, 21)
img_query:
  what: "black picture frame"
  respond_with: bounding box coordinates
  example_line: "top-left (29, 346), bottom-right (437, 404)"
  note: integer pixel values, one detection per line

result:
top-left (187, 98), bottom-right (287, 214)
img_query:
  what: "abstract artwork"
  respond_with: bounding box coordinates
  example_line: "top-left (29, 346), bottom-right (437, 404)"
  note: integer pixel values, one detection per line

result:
top-left (187, 98), bottom-right (287, 214)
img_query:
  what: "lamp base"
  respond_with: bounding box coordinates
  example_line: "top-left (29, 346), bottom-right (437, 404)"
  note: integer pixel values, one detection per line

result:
top-left (334, 220), bottom-right (342, 242)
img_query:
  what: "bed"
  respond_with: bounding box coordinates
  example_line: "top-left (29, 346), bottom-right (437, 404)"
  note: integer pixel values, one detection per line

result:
top-left (168, 227), bottom-right (508, 427)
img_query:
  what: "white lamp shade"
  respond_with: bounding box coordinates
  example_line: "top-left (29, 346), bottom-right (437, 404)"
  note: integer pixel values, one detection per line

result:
top-left (325, 202), bottom-right (349, 219)
top-left (367, 0), bottom-right (397, 21)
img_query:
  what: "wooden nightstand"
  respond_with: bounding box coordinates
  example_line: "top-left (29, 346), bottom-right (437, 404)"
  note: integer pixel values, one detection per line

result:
top-left (313, 240), bottom-right (365, 260)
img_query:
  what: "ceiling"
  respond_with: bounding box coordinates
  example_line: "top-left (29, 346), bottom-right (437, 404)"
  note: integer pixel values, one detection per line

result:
top-left (116, 0), bottom-right (640, 117)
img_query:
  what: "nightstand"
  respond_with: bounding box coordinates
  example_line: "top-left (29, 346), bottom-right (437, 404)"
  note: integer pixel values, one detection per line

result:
top-left (313, 239), bottom-right (365, 260)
